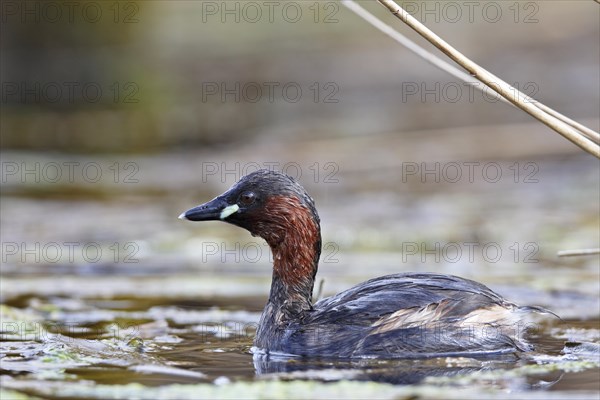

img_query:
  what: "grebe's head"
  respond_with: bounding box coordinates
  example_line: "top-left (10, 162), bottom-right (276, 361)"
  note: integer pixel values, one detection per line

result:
top-left (179, 169), bottom-right (320, 247)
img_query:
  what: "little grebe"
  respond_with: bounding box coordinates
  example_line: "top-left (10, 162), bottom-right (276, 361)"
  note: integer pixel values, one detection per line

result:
top-left (180, 169), bottom-right (551, 358)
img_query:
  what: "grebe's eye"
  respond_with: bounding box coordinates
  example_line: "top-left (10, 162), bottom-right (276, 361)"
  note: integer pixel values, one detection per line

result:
top-left (239, 191), bottom-right (256, 206)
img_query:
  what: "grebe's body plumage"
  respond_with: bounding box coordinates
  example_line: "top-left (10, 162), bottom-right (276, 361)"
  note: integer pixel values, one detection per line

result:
top-left (180, 169), bottom-right (549, 358)
top-left (256, 273), bottom-right (536, 358)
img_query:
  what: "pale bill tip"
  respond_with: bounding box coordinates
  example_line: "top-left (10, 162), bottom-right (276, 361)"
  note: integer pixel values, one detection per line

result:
top-left (220, 204), bottom-right (240, 220)
top-left (178, 212), bottom-right (188, 220)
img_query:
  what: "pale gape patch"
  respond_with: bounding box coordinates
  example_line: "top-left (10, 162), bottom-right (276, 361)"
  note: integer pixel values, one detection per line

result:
top-left (220, 204), bottom-right (240, 220)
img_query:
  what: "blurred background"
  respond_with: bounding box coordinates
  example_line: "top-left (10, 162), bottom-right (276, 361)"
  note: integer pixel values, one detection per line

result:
top-left (1, 0), bottom-right (599, 396)
top-left (2, 1), bottom-right (599, 150)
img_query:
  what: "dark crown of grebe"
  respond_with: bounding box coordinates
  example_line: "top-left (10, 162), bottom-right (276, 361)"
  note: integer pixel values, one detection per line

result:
top-left (180, 169), bottom-right (553, 358)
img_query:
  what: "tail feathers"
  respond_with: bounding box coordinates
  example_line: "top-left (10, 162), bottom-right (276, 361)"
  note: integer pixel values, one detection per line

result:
top-left (518, 305), bottom-right (562, 321)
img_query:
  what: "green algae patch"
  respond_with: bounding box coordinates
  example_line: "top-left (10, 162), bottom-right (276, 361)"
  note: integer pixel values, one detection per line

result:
top-left (0, 389), bottom-right (42, 400)
top-left (0, 379), bottom-right (516, 400)
top-left (2, 378), bottom-right (599, 400)
top-left (0, 305), bottom-right (47, 342)
top-left (424, 360), bottom-right (600, 387)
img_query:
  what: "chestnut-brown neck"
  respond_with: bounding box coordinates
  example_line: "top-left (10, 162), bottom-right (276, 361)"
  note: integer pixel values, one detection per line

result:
top-left (256, 196), bottom-right (321, 316)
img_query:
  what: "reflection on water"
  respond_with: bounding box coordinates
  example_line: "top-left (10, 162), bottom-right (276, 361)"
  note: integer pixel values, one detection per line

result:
top-left (253, 352), bottom-right (508, 385)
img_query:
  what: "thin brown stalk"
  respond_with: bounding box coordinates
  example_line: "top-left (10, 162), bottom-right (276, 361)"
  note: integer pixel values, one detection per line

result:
top-left (343, 0), bottom-right (599, 158)
top-left (557, 249), bottom-right (600, 257)
top-left (377, 0), bottom-right (599, 157)
top-left (341, 0), bottom-right (599, 144)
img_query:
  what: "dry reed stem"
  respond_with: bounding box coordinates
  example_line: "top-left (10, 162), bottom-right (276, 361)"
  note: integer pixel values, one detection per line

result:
top-left (341, 0), bottom-right (600, 157)
top-left (557, 249), bottom-right (600, 257)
